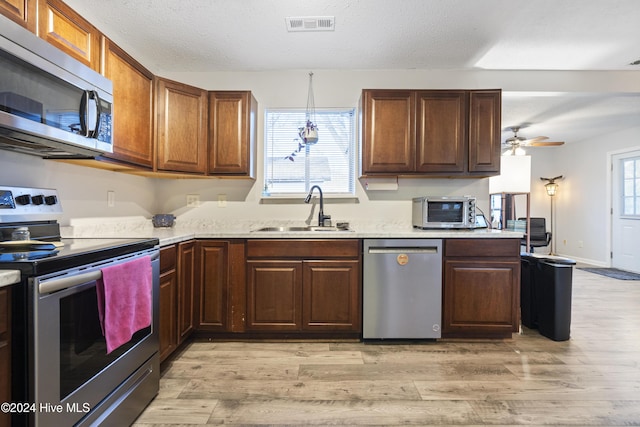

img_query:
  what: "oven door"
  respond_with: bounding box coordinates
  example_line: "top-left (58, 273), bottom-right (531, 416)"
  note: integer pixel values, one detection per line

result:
top-left (30, 250), bottom-right (159, 426)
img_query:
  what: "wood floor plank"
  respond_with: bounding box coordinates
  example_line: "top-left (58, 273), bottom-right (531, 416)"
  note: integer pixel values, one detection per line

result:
top-left (179, 379), bottom-right (422, 401)
top-left (207, 399), bottom-right (482, 425)
top-left (298, 362), bottom-right (518, 381)
top-left (414, 379), bottom-right (640, 401)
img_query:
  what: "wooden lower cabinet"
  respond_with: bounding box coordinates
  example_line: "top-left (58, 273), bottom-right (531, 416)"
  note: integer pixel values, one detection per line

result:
top-left (442, 239), bottom-right (520, 338)
top-left (246, 260), bottom-right (302, 330)
top-left (159, 241), bottom-right (196, 362)
top-left (159, 245), bottom-right (177, 361)
top-left (0, 287), bottom-right (11, 427)
top-left (177, 241), bottom-right (196, 342)
top-left (302, 260), bottom-right (361, 331)
top-left (195, 240), bottom-right (246, 333)
top-left (245, 240), bottom-right (362, 335)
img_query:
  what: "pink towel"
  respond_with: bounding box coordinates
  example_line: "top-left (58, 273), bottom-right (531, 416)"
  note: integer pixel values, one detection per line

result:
top-left (96, 255), bottom-right (152, 354)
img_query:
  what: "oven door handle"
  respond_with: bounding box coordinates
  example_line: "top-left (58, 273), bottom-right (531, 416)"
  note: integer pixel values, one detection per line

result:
top-left (39, 251), bottom-right (159, 294)
top-left (39, 270), bottom-right (102, 294)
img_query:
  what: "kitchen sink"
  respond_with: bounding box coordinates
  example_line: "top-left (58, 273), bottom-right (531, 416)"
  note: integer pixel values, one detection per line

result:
top-left (252, 226), bottom-right (352, 232)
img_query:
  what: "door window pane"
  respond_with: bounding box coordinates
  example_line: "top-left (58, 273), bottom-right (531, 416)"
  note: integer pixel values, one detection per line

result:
top-left (622, 157), bottom-right (640, 216)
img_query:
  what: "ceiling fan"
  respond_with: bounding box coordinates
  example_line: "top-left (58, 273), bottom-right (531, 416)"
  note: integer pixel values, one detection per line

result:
top-left (504, 126), bottom-right (565, 155)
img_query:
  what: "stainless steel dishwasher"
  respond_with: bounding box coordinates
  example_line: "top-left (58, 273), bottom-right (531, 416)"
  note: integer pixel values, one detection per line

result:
top-left (363, 239), bottom-right (443, 339)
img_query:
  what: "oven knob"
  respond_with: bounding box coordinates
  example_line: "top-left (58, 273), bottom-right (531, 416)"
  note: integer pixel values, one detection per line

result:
top-left (15, 194), bottom-right (31, 205)
top-left (44, 195), bottom-right (58, 205)
top-left (31, 195), bottom-right (44, 205)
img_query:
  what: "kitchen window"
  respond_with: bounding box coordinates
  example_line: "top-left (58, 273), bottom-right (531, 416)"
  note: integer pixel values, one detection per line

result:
top-left (263, 108), bottom-right (356, 196)
top-left (622, 156), bottom-right (640, 216)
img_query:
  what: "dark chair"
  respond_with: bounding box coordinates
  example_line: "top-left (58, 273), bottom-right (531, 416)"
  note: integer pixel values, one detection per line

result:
top-left (518, 217), bottom-right (551, 253)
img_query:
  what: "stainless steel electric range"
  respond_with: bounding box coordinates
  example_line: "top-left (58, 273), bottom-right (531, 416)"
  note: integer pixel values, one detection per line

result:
top-left (0, 186), bottom-right (160, 426)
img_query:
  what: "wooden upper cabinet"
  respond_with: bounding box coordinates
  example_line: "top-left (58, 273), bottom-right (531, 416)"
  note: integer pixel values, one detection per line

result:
top-left (416, 90), bottom-right (467, 173)
top-left (102, 38), bottom-right (154, 168)
top-left (0, 0), bottom-right (36, 32)
top-left (155, 77), bottom-right (208, 174)
top-left (361, 90), bottom-right (416, 174)
top-left (468, 90), bottom-right (501, 174)
top-left (361, 89), bottom-right (501, 177)
top-left (208, 91), bottom-right (257, 177)
top-left (38, 0), bottom-right (101, 71)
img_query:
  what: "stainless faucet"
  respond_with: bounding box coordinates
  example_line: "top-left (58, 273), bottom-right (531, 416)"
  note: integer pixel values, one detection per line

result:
top-left (304, 185), bottom-right (331, 227)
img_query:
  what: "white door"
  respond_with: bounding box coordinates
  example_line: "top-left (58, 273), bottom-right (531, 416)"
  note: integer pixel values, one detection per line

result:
top-left (611, 150), bottom-right (640, 273)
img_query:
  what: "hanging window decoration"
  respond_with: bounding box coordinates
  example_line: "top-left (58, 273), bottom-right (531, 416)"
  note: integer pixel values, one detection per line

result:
top-left (286, 71), bottom-right (318, 161)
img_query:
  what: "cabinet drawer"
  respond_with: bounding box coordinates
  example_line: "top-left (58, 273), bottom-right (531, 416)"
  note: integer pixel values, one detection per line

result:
top-left (160, 244), bottom-right (177, 273)
top-left (247, 239), bottom-right (360, 259)
top-left (445, 239), bottom-right (519, 258)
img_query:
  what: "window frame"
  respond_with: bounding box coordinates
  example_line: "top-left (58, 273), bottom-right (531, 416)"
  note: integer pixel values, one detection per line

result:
top-left (262, 107), bottom-right (357, 198)
top-left (621, 156), bottom-right (640, 217)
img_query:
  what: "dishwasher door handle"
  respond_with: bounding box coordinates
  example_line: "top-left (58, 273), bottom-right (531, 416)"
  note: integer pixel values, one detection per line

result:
top-left (367, 247), bottom-right (439, 254)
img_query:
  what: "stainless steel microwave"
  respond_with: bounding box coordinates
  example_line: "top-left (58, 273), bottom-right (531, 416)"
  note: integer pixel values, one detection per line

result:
top-left (0, 13), bottom-right (113, 158)
top-left (412, 196), bottom-right (477, 229)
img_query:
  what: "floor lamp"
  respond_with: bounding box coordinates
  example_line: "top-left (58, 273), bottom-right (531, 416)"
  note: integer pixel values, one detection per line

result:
top-left (541, 175), bottom-right (563, 255)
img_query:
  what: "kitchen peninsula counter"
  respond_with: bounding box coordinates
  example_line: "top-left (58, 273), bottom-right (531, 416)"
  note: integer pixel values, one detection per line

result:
top-left (61, 218), bottom-right (523, 246)
top-left (0, 270), bottom-right (20, 288)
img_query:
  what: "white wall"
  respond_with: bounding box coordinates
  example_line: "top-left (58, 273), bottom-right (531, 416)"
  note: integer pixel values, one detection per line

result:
top-left (528, 126), bottom-right (640, 265)
top-left (0, 150), bottom-right (157, 224)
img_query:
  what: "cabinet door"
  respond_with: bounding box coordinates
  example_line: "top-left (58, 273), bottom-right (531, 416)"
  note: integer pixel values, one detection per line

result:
top-left (0, 0), bottom-right (36, 32)
top-left (196, 241), bottom-right (229, 331)
top-left (361, 90), bottom-right (416, 174)
top-left (0, 287), bottom-right (10, 427)
top-left (443, 259), bottom-right (519, 338)
top-left (208, 91), bottom-right (256, 177)
top-left (468, 90), bottom-right (501, 174)
top-left (177, 240), bottom-right (196, 342)
top-left (246, 260), bottom-right (303, 331)
top-left (302, 260), bottom-right (361, 331)
top-left (155, 78), bottom-right (208, 174)
top-left (158, 268), bottom-right (177, 362)
top-left (416, 91), bottom-right (466, 173)
top-left (102, 39), bottom-right (154, 168)
top-left (38, 0), bottom-right (101, 71)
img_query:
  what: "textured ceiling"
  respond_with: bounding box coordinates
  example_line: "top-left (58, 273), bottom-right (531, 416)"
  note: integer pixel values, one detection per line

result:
top-left (63, 0), bottom-right (640, 146)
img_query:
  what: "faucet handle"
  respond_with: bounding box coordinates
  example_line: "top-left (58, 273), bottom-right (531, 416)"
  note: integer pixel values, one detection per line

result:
top-left (321, 215), bottom-right (332, 227)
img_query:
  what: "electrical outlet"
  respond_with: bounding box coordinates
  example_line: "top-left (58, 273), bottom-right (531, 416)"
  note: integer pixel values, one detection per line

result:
top-left (107, 191), bottom-right (115, 207)
top-left (578, 240), bottom-right (584, 248)
top-left (186, 194), bottom-right (200, 207)
top-left (218, 194), bottom-right (227, 208)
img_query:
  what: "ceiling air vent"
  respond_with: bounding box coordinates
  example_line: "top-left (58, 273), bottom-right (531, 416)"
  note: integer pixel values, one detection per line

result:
top-left (286, 16), bottom-right (335, 32)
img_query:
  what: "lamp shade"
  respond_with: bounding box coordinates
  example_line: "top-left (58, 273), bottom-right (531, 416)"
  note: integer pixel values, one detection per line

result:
top-left (489, 155), bottom-right (532, 193)
top-left (545, 182), bottom-right (558, 196)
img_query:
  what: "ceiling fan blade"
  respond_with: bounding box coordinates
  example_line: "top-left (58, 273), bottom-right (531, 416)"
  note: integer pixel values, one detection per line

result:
top-left (528, 141), bottom-right (565, 146)
top-left (526, 136), bottom-right (549, 142)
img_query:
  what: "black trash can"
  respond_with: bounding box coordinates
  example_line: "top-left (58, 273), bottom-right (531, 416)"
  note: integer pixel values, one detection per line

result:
top-left (535, 257), bottom-right (576, 341)
top-left (520, 254), bottom-right (539, 329)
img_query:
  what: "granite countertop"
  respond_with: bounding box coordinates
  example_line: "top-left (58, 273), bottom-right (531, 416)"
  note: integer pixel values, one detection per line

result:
top-left (0, 270), bottom-right (21, 288)
top-left (61, 218), bottom-right (523, 247)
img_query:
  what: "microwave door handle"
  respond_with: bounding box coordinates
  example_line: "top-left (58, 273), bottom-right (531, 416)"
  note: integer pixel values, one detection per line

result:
top-left (78, 90), bottom-right (101, 138)
top-left (79, 90), bottom-right (90, 137)
top-left (90, 90), bottom-right (102, 138)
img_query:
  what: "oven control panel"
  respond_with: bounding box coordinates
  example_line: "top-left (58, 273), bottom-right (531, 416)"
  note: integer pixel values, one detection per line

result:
top-left (0, 186), bottom-right (62, 216)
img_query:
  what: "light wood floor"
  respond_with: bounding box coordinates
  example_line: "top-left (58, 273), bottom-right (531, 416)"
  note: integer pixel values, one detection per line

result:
top-left (134, 268), bottom-right (640, 426)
